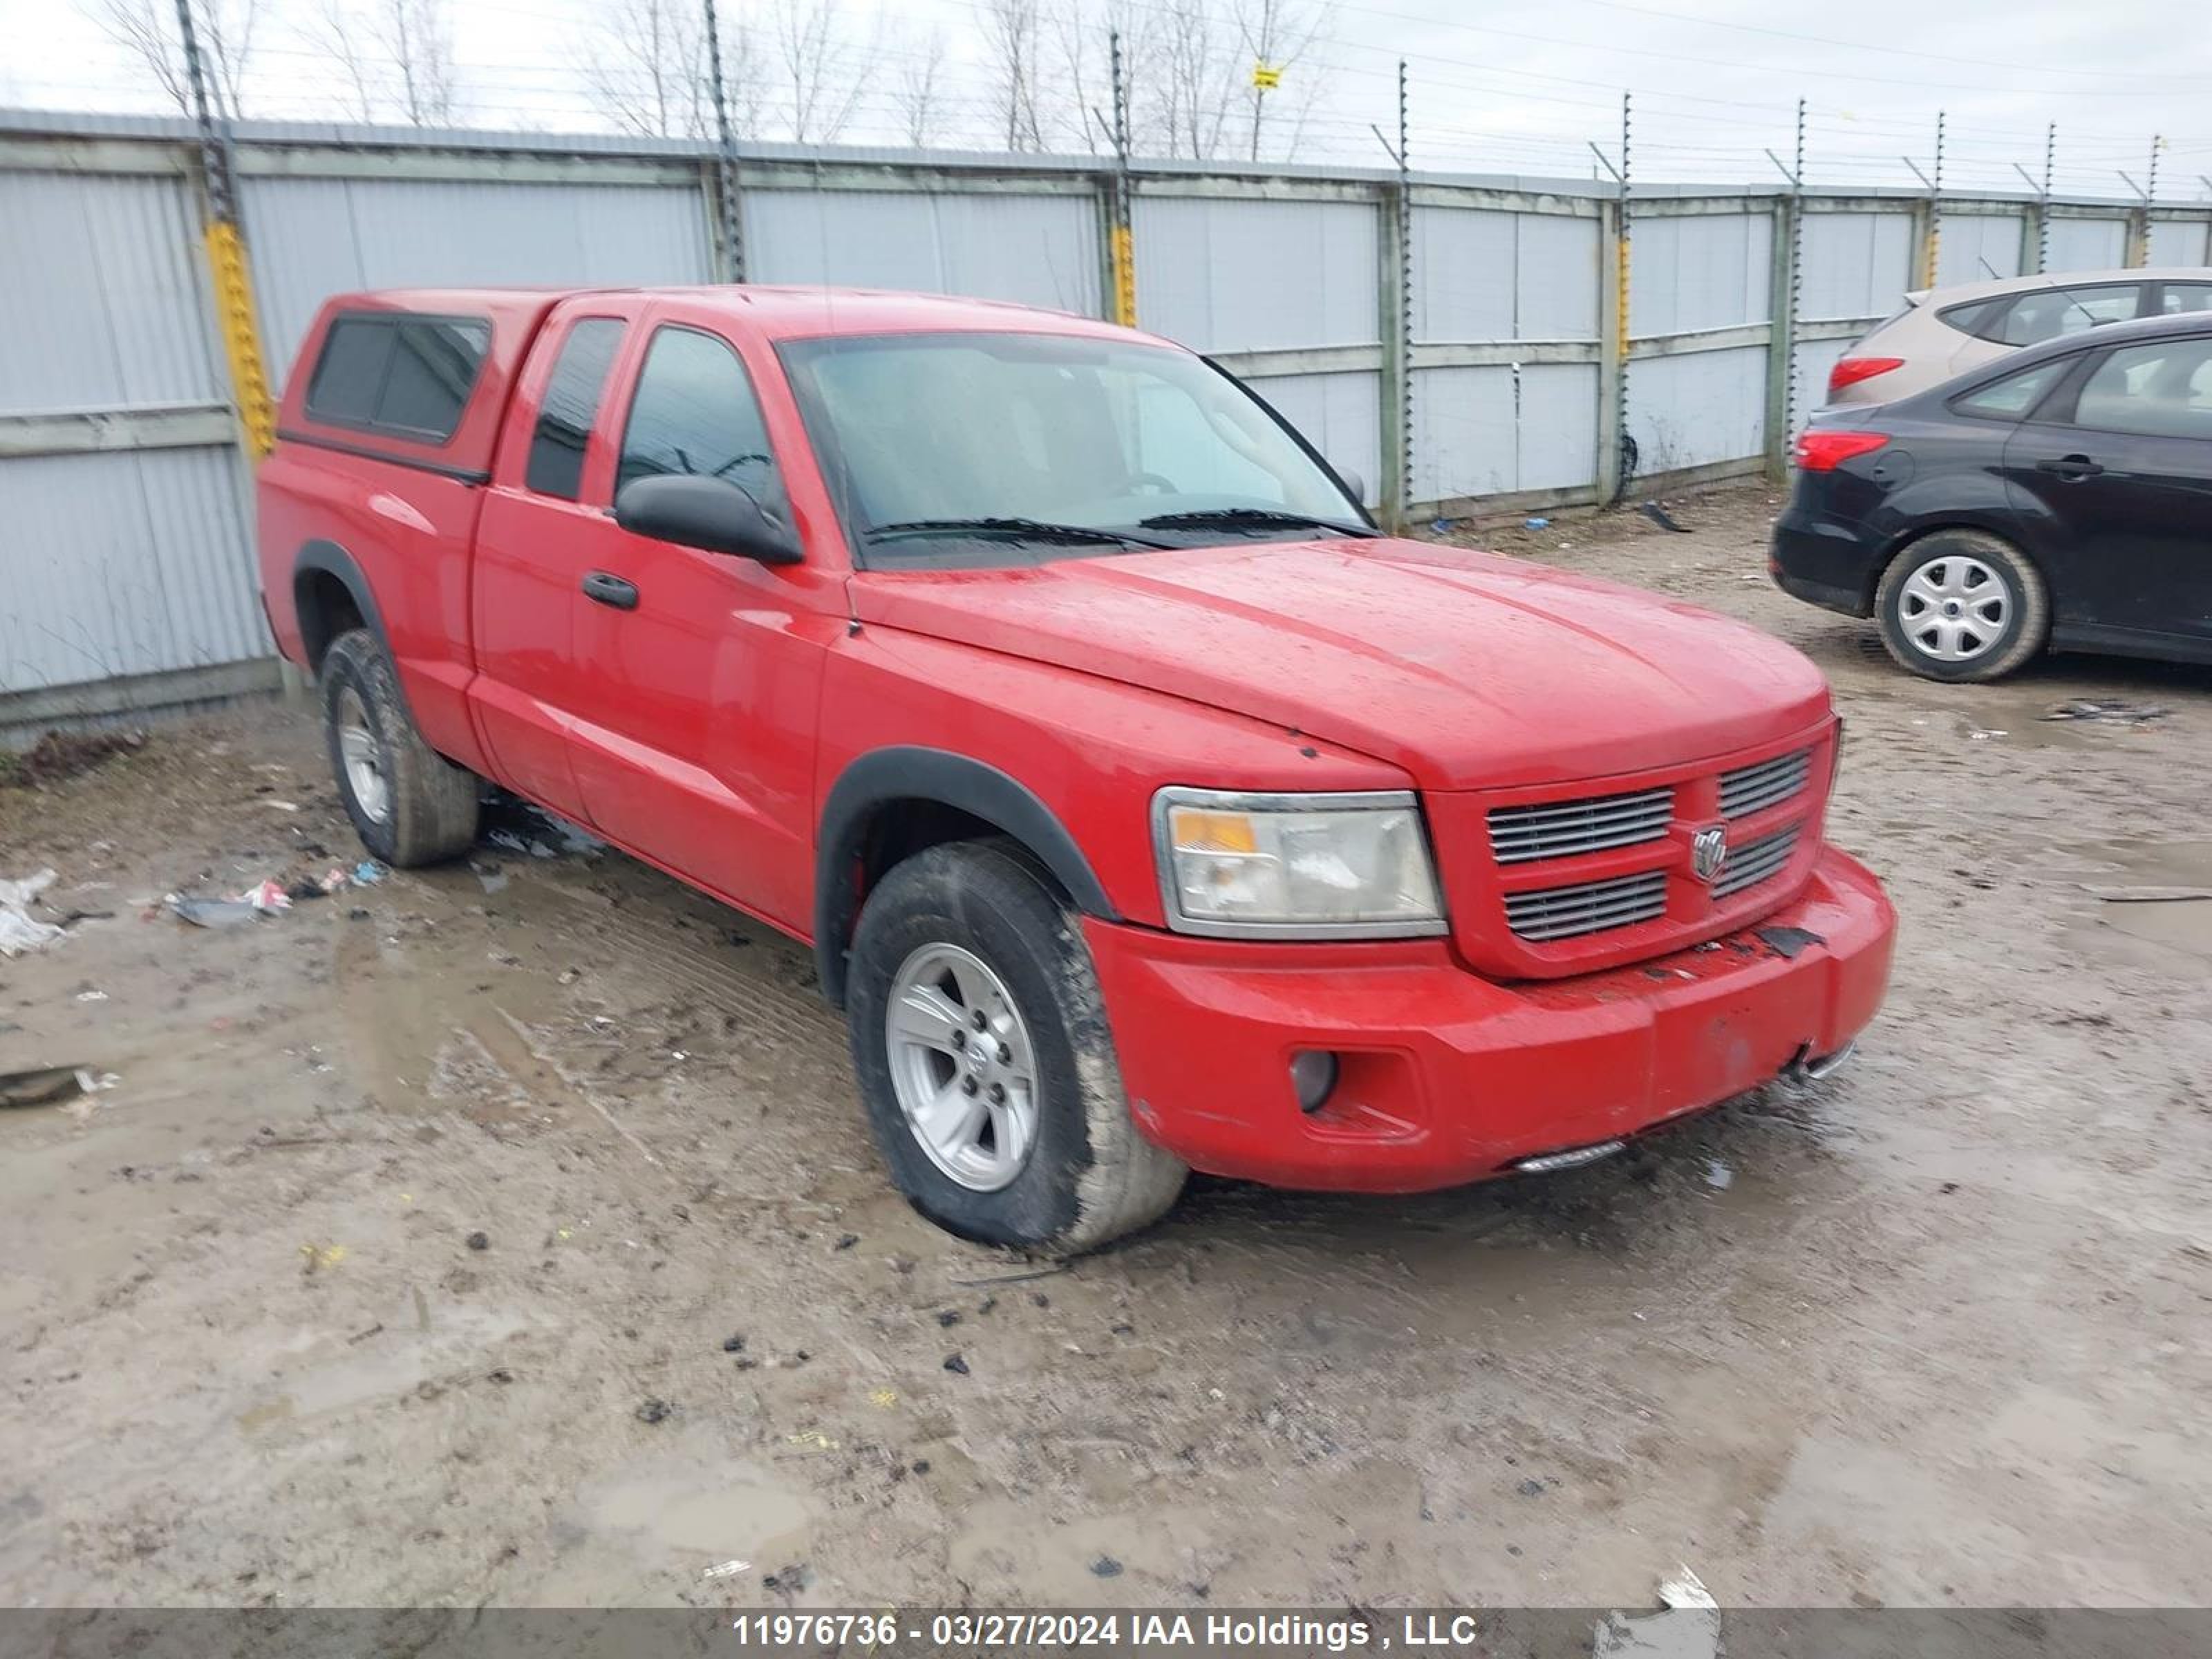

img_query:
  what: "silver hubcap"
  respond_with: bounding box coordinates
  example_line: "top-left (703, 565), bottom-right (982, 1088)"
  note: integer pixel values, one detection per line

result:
top-left (336, 687), bottom-right (391, 825)
top-left (1899, 554), bottom-right (2009, 662)
top-left (885, 944), bottom-right (1039, 1192)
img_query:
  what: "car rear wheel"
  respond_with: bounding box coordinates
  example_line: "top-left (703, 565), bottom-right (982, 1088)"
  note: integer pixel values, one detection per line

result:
top-left (845, 839), bottom-right (1188, 1255)
top-left (1875, 531), bottom-right (2049, 682)
top-left (321, 628), bottom-right (480, 866)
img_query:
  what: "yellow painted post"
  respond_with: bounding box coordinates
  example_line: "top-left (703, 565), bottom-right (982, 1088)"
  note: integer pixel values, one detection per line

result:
top-left (1110, 223), bottom-right (1137, 327)
top-left (206, 218), bottom-right (276, 461)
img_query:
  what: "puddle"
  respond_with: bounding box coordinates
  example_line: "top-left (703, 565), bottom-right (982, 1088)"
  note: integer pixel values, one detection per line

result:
top-left (2057, 839), bottom-right (2212, 966)
top-left (579, 1455), bottom-right (812, 1563)
top-left (236, 1302), bottom-right (530, 1431)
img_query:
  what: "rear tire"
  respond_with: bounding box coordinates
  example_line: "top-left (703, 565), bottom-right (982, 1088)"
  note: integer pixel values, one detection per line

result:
top-left (1875, 529), bottom-right (2049, 683)
top-left (321, 628), bottom-right (480, 866)
top-left (845, 840), bottom-right (1187, 1255)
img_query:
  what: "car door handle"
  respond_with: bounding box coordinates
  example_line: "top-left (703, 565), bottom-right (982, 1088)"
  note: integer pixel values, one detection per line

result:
top-left (2036, 454), bottom-right (2105, 481)
top-left (581, 571), bottom-right (639, 610)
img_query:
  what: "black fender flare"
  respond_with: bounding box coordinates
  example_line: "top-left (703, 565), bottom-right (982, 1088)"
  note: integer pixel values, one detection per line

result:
top-left (814, 747), bottom-right (1120, 1007)
top-left (292, 538), bottom-right (391, 669)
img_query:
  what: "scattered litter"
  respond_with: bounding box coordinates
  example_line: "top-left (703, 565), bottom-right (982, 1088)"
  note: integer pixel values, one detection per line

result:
top-left (1593, 1565), bottom-right (1721, 1659)
top-left (943, 1353), bottom-right (970, 1375)
top-left (261, 799), bottom-right (300, 813)
top-left (1, 1066), bottom-right (105, 1110)
top-left (0, 869), bottom-right (64, 956)
top-left (721, 1333), bottom-right (747, 1353)
top-left (167, 896), bottom-right (259, 929)
top-left (761, 1564), bottom-right (812, 1593)
top-left (935, 1309), bottom-right (962, 1329)
top-left (74, 989), bottom-right (109, 1002)
top-left (465, 1230), bottom-right (490, 1251)
top-left (299, 1242), bottom-right (347, 1274)
top-left (1754, 924), bottom-right (1824, 960)
top-left (2043, 699), bottom-right (2168, 725)
top-left (352, 860), bottom-right (387, 885)
top-left (241, 879), bottom-right (292, 915)
top-left (1516, 1478), bottom-right (1546, 1498)
top-left (787, 1430), bottom-right (840, 1451)
top-left (867, 1387), bottom-right (898, 1409)
top-left (1522, 516), bottom-right (1551, 531)
top-left (1090, 1556), bottom-right (1125, 1579)
top-left (635, 1397), bottom-right (673, 1424)
top-left (473, 863), bottom-right (510, 895)
top-left (1703, 1159), bottom-right (1734, 1191)
top-left (2083, 885), bottom-right (2212, 903)
top-left (1640, 500), bottom-right (1690, 534)
top-left (1967, 728), bottom-right (2007, 742)
top-left (1429, 518), bottom-right (1454, 534)
top-left (833, 1232), bottom-right (859, 1250)
top-left (702, 1559), bottom-right (751, 1581)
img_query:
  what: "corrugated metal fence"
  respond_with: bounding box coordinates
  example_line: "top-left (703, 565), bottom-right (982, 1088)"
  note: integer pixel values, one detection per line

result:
top-left (3, 109), bottom-right (2204, 727)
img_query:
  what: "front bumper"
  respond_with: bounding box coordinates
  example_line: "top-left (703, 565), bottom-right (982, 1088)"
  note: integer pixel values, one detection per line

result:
top-left (1083, 845), bottom-right (1895, 1192)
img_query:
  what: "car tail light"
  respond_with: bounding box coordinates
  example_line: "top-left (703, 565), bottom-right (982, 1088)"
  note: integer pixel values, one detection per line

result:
top-left (1794, 430), bottom-right (1888, 471)
top-left (1828, 355), bottom-right (1905, 396)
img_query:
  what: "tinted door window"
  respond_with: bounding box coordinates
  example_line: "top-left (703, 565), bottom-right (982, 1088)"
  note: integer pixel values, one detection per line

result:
top-left (525, 319), bottom-right (625, 499)
top-left (2071, 338), bottom-right (2212, 439)
top-left (1985, 285), bottom-right (2141, 346)
top-left (616, 326), bottom-right (779, 505)
top-left (2157, 283), bottom-right (2212, 315)
top-left (305, 314), bottom-right (489, 442)
top-left (1951, 357), bottom-right (2072, 420)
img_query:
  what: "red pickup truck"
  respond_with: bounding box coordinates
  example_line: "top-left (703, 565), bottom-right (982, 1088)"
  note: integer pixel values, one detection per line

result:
top-left (258, 285), bottom-right (1896, 1253)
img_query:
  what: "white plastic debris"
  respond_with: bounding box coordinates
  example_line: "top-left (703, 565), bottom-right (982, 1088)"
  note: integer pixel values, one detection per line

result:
top-left (1593, 1566), bottom-right (1720, 1659)
top-left (0, 869), bottom-right (64, 957)
top-left (701, 1559), bottom-right (751, 1580)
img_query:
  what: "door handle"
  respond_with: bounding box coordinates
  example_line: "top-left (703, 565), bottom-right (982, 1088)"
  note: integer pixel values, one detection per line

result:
top-left (2036, 454), bottom-right (2104, 481)
top-left (581, 570), bottom-right (639, 610)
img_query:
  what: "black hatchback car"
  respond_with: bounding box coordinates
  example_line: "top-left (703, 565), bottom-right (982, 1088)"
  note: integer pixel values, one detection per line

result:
top-left (1772, 308), bottom-right (2212, 681)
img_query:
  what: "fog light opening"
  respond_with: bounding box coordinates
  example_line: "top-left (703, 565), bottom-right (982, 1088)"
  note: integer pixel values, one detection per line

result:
top-left (1512, 1138), bottom-right (1627, 1177)
top-left (1289, 1049), bottom-right (1340, 1114)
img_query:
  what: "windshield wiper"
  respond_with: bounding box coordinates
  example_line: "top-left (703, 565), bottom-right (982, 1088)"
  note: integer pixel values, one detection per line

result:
top-left (865, 516), bottom-right (1174, 549)
top-left (1136, 507), bottom-right (1379, 538)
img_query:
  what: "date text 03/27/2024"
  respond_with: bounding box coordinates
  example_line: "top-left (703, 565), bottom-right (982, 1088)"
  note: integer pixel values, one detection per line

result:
top-left (725, 1613), bottom-right (1518, 1651)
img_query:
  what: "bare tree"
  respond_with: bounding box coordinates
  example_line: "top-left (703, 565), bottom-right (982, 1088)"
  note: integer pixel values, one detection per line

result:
top-left (1155, 0), bottom-right (1237, 160)
top-left (1232, 0), bottom-right (1324, 162)
top-left (980, 0), bottom-right (1045, 153)
top-left (91, 0), bottom-right (259, 117)
top-left (889, 22), bottom-right (946, 148)
top-left (305, 0), bottom-right (379, 121)
top-left (771, 0), bottom-right (877, 144)
top-left (371, 0), bottom-right (458, 126)
top-left (574, 0), bottom-right (762, 140)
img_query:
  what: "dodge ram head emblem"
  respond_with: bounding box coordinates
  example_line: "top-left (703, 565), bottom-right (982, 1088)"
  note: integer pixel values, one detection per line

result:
top-left (1691, 825), bottom-right (1729, 884)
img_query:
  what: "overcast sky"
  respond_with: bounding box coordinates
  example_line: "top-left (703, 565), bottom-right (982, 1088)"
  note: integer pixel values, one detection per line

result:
top-left (1, 0), bottom-right (2206, 198)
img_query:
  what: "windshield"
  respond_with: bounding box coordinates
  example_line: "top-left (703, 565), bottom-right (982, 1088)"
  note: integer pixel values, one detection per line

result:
top-left (776, 330), bottom-right (1369, 566)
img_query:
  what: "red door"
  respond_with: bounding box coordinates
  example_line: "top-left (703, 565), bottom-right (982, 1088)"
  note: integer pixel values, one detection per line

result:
top-left (469, 301), bottom-right (642, 818)
top-left (563, 308), bottom-right (844, 935)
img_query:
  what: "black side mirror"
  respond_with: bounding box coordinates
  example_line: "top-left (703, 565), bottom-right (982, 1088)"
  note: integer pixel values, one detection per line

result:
top-left (613, 474), bottom-right (800, 565)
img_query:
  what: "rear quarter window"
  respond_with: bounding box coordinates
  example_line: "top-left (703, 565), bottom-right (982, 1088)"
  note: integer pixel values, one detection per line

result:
top-left (305, 313), bottom-right (491, 444)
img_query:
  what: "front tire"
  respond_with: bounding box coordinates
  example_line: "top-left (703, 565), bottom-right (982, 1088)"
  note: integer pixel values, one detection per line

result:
top-left (321, 628), bottom-right (480, 866)
top-left (845, 841), bottom-right (1187, 1254)
top-left (1875, 530), bottom-right (2049, 682)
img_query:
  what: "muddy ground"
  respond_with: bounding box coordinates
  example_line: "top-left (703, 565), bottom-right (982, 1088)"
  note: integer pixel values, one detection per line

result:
top-left (3, 486), bottom-right (2208, 1611)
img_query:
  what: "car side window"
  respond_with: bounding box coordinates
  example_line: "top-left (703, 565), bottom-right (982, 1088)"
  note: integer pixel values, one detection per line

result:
top-left (1951, 357), bottom-right (2072, 421)
top-left (2157, 283), bottom-right (2212, 316)
top-left (2071, 338), bottom-right (2212, 440)
top-left (305, 314), bottom-right (490, 443)
top-left (1987, 285), bottom-right (2141, 347)
top-left (525, 318), bottom-right (624, 500)
top-left (615, 326), bottom-right (780, 506)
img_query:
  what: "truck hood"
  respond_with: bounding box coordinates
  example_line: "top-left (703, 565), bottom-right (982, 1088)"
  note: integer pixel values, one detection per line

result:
top-left (850, 536), bottom-right (1832, 789)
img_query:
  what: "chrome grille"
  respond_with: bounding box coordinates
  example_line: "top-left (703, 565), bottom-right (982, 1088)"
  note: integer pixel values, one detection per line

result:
top-left (1487, 786), bottom-right (1674, 865)
top-left (1713, 825), bottom-right (1799, 898)
top-left (1719, 748), bottom-right (1811, 818)
top-left (1505, 870), bottom-right (1667, 941)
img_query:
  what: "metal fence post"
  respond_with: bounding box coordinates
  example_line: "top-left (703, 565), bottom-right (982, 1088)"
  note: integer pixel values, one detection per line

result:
top-left (1373, 59), bottom-right (1412, 532)
top-left (1595, 195), bottom-right (1624, 505)
top-left (1105, 29), bottom-right (1136, 327)
top-left (701, 0), bottom-right (746, 282)
top-left (175, 0), bottom-right (274, 464)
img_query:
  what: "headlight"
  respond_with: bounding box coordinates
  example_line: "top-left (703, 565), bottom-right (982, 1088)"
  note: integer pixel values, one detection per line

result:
top-left (1152, 787), bottom-right (1447, 939)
